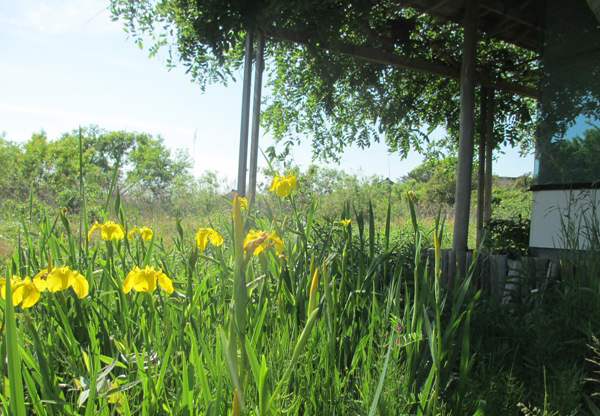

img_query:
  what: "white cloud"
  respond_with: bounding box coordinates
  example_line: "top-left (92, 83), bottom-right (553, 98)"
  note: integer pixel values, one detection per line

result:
top-left (1, 0), bottom-right (118, 36)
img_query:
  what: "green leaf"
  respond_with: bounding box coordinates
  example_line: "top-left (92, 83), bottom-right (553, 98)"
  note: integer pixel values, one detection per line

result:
top-left (367, 330), bottom-right (394, 416)
top-left (5, 275), bottom-right (27, 416)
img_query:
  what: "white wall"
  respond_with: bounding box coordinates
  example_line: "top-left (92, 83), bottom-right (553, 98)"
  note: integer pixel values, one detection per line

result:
top-left (530, 189), bottom-right (600, 249)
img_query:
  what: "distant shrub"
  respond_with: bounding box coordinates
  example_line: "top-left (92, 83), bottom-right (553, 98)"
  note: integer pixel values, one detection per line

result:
top-left (484, 216), bottom-right (531, 259)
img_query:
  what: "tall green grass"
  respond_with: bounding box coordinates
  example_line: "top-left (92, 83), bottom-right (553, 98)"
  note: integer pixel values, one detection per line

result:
top-left (0, 199), bottom-right (480, 414)
top-left (0, 135), bottom-right (488, 414)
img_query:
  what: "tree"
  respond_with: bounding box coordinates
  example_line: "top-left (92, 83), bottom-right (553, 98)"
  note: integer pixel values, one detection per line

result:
top-left (0, 136), bottom-right (27, 203)
top-left (1, 126), bottom-right (193, 214)
top-left (126, 134), bottom-right (192, 201)
top-left (21, 131), bottom-right (50, 190)
top-left (110, 0), bottom-right (538, 162)
top-left (62, 126), bottom-right (137, 174)
top-left (403, 154), bottom-right (461, 207)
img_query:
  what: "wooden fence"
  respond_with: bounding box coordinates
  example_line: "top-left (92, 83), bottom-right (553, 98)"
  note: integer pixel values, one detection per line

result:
top-left (425, 249), bottom-right (559, 303)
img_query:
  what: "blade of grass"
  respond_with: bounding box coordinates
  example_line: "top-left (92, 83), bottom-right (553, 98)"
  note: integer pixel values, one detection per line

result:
top-left (5, 274), bottom-right (27, 416)
top-left (368, 200), bottom-right (375, 259)
top-left (384, 198), bottom-right (391, 251)
top-left (367, 330), bottom-right (395, 416)
top-left (266, 308), bottom-right (319, 413)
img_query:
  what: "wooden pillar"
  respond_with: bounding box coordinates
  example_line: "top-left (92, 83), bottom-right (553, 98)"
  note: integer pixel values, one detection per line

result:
top-left (248, 33), bottom-right (264, 203)
top-left (476, 86), bottom-right (488, 247)
top-left (484, 89), bottom-right (495, 223)
top-left (452, 0), bottom-right (478, 254)
top-left (236, 32), bottom-right (254, 197)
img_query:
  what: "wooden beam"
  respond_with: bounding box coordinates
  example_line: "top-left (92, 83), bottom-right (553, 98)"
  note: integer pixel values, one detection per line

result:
top-left (269, 29), bottom-right (537, 99)
top-left (270, 29), bottom-right (458, 78)
top-left (423, 0), bottom-right (454, 14)
top-left (248, 33), bottom-right (264, 202)
top-left (476, 86), bottom-right (487, 247)
top-left (453, 0), bottom-right (478, 254)
top-left (236, 32), bottom-right (254, 197)
top-left (484, 88), bottom-right (495, 224)
top-left (479, 0), bottom-right (540, 29)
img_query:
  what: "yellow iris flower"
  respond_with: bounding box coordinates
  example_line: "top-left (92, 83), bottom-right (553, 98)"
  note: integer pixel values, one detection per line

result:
top-left (195, 228), bottom-right (224, 250)
top-left (238, 197), bottom-right (248, 211)
top-left (45, 266), bottom-right (89, 298)
top-left (243, 229), bottom-right (284, 256)
top-left (269, 173), bottom-right (297, 197)
top-left (341, 219), bottom-right (351, 227)
top-left (1, 276), bottom-right (41, 308)
top-left (127, 226), bottom-right (153, 241)
top-left (33, 268), bottom-right (52, 291)
top-left (123, 266), bottom-right (174, 294)
top-left (88, 220), bottom-right (125, 241)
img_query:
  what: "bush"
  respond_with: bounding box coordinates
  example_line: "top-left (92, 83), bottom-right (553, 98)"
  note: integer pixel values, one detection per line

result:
top-left (485, 216), bottom-right (531, 259)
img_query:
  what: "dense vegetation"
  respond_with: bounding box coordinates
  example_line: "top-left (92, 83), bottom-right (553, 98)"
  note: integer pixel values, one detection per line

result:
top-left (109, 0), bottom-right (538, 161)
top-left (0, 126), bottom-right (530, 254)
top-left (3, 129), bottom-right (598, 415)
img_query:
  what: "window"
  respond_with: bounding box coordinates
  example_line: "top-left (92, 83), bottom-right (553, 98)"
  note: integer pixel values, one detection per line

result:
top-left (534, 0), bottom-right (600, 187)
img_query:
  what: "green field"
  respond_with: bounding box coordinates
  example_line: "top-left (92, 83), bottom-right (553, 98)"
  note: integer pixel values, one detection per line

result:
top-left (1, 131), bottom-right (598, 415)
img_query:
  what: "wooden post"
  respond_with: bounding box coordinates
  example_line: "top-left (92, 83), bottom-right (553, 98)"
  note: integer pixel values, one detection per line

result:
top-left (476, 86), bottom-right (487, 247)
top-left (484, 89), bottom-right (495, 223)
top-left (248, 33), bottom-right (264, 202)
top-left (236, 32), bottom-right (254, 197)
top-left (452, 0), bottom-right (478, 255)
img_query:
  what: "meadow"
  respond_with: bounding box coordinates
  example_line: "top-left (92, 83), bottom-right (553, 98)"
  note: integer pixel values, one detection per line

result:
top-left (1, 130), bottom-right (599, 415)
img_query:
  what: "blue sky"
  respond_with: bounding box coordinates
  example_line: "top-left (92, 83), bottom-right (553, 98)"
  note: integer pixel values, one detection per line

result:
top-left (0, 0), bottom-right (534, 184)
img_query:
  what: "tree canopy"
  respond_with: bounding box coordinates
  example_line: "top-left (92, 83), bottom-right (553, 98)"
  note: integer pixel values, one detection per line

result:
top-left (109, 0), bottom-right (538, 163)
top-left (0, 127), bottom-right (194, 214)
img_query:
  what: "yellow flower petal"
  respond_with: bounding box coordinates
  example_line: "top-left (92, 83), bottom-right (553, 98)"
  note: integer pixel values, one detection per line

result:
top-left (157, 270), bottom-right (174, 294)
top-left (270, 173), bottom-right (297, 198)
top-left (122, 267), bottom-right (139, 294)
top-left (131, 268), bottom-right (156, 293)
top-left (87, 221), bottom-right (101, 240)
top-left (101, 221), bottom-right (125, 241)
top-left (275, 179), bottom-right (292, 197)
top-left (127, 227), bottom-right (140, 240)
top-left (243, 230), bottom-right (284, 256)
top-left (139, 227), bottom-right (153, 241)
top-left (71, 272), bottom-right (89, 299)
top-left (196, 228), bottom-right (222, 250)
top-left (17, 281), bottom-right (41, 309)
top-left (33, 269), bottom-right (49, 291)
top-left (195, 229), bottom-right (207, 250)
top-left (128, 226), bottom-right (153, 241)
top-left (308, 268), bottom-right (319, 315)
top-left (208, 229), bottom-right (223, 247)
top-left (46, 266), bottom-right (75, 292)
top-left (0, 277), bottom-right (7, 300)
top-left (243, 230), bottom-right (266, 255)
top-left (5, 277), bottom-right (40, 308)
top-left (133, 266), bottom-right (157, 293)
top-left (10, 277), bottom-right (26, 306)
top-left (269, 175), bottom-right (282, 192)
top-left (269, 234), bottom-right (285, 255)
top-left (124, 266), bottom-right (174, 294)
top-left (287, 173), bottom-right (297, 190)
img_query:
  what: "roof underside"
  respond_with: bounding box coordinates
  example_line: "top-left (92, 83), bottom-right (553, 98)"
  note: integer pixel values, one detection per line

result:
top-left (401, 0), bottom-right (544, 52)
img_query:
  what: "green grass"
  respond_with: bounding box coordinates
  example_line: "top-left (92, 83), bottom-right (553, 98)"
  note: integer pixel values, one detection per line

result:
top-left (0, 176), bottom-right (484, 415)
top-left (0, 147), bottom-right (597, 414)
